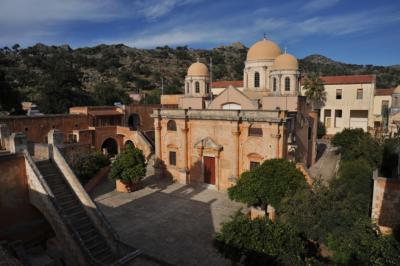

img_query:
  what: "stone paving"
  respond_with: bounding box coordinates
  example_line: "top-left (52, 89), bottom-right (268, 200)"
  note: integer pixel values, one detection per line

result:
top-left (309, 139), bottom-right (340, 184)
top-left (91, 175), bottom-right (246, 266)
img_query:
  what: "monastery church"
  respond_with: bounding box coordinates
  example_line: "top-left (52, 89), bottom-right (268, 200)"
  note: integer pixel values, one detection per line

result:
top-left (155, 38), bottom-right (317, 191)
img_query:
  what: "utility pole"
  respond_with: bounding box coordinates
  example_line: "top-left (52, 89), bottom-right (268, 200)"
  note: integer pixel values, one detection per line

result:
top-left (210, 57), bottom-right (213, 100)
top-left (161, 77), bottom-right (164, 109)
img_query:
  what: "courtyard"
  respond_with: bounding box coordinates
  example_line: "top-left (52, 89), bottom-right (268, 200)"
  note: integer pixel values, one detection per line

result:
top-left (91, 174), bottom-right (246, 266)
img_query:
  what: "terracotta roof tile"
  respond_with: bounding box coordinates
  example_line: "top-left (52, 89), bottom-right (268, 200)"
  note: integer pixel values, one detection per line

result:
top-left (211, 80), bottom-right (243, 88)
top-left (319, 75), bottom-right (375, 85)
top-left (375, 88), bottom-right (395, 96)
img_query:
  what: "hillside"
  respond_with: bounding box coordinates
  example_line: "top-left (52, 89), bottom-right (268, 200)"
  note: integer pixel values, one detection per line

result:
top-left (0, 43), bottom-right (399, 113)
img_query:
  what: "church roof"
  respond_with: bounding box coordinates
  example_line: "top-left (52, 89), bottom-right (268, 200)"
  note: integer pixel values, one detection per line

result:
top-left (211, 80), bottom-right (243, 88)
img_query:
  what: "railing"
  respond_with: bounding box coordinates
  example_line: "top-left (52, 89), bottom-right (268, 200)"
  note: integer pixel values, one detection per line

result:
top-left (24, 151), bottom-right (107, 266)
top-left (51, 145), bottom-right (141, 263)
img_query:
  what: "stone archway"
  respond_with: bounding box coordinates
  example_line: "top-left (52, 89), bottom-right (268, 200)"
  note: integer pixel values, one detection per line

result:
top-left (128, 113), bottom-right (141, 130)
top-left (101, 137), bottom-right (118, 155)
top-left (124, 140), bottom-right (135, 148)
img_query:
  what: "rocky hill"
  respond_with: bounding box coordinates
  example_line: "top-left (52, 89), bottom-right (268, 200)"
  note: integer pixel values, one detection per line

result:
top-left (0, 42), bottom-right (399, 110)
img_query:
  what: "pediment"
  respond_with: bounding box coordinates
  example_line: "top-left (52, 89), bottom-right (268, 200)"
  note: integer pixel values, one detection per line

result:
top-left (208, 86), bottom-right (257, 110)
top-left (194, 137), bottom-right (222, 150)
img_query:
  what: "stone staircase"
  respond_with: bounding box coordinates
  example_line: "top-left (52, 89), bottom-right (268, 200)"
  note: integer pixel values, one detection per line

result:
top-left (35, 160), bottom-right (116, 265)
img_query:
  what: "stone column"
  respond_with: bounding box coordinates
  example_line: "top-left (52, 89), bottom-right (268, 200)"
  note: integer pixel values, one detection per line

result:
top-left (0, 124), bottom-right (10, 150)
top-left (154, 120), bottom-right (161, 160)
top-left (9, 132), bottom-right (27, 153)
top-left (180, 128), bottom-right (188, 170)
top-left (231, 129), bottom-right (240, 179)
top-left (48, 129), bottom-right (64, 146)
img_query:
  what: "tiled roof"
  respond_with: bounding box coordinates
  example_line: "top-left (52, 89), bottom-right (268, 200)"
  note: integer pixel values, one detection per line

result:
top-left (375, 88), bottom-right (395, 96)
top-left (319, 75), bottom-right (375, 85)
top-left (211, 80), bottom-right (243, 88)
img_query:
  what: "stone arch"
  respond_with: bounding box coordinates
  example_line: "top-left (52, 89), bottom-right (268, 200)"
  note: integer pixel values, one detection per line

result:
top-left (124, 140), bottom-right (135, 148)
top-left (128, 113), bottom-right (141, 130)
top-left (101, 137), bottom-right (118, 155)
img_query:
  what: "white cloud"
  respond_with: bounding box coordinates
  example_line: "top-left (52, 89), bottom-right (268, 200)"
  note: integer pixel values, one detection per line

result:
top-left (136, 0), bottom-right (204, 20)
top-left (301, 0), bottom-right (341, 12)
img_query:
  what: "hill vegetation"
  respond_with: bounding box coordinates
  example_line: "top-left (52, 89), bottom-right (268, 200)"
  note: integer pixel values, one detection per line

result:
top-left (1, 43), bottom-right (399, 113)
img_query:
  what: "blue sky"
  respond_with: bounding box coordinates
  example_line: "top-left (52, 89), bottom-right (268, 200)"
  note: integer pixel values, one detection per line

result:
top-left (0, 0), bottom-right (399, 65)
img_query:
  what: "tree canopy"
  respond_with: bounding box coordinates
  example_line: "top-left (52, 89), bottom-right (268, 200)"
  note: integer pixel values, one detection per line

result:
top-left (109, 144), bottom-right (146, 184)
top-left (228, 159), bottom-right (307, 207)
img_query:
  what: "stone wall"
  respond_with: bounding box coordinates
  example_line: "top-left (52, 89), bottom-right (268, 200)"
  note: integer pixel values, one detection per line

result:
top-left (125, 104), bottom-right (160, 131)
top-left (0, 115), bottom-right (89, 143)
top-left (0, 153), bottom-right (50, 241)
top-left (371, 172), bottom-right (400, 234)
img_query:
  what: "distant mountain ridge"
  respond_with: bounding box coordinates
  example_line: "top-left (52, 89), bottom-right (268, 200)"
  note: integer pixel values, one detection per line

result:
top-left (0, 42), bottom-right (398, 105)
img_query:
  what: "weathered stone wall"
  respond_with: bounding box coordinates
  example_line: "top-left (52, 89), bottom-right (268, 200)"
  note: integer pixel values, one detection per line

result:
top-left (371, 172), bottom-right (400, 233)
top-left (125, 104), bottom-right (160, 131)
top-left (0, 153), bottom-right (49, 241)
top-left (0, 115), bottom-right (89, 143)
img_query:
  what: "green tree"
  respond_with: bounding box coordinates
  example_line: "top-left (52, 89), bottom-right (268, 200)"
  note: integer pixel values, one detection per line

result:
top-left (228, 159), bottom-right (306, 208)
top-left (303, 73), bottom-right (326, 110)
top-left (332, 128), bottom-right (381, 167)
top-left (109, 144), bottom-right (146, 184)
top-left (214, 211), bottom-right (306, 265)
top-left (93, 81), bottom-right (131, 106)
top-left (0, 69), bottom-right (23, 114)
top-left (71, 151), bottom-right (110, 185)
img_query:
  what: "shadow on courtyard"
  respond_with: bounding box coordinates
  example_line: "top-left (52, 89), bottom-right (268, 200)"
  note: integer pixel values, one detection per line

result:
top-left (91, 162), bottom-right (244, 266)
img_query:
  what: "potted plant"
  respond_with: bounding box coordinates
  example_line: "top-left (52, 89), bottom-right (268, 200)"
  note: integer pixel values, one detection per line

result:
top-left (109, 143), bottom-right (147, 192)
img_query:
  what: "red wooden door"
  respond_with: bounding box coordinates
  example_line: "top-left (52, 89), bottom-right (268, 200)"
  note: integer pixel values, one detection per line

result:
top-left (204, 156), bottom-right (215, 185)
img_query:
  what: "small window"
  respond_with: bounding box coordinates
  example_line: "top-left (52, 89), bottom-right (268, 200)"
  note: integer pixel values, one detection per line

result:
top-left (357, 88), bottom-right (363, 100)
top-left (167, 120), bottom-right (177, 131)
top-left (335, 110), bottom-right (342, 118)
top-left (248, 125), bottom-right (263, 137)
top-left (285, 77), bottom-right (290, 91)
top-left (250, 161), bottom-right (260, 170)
top-left (273, 77), bottom-right (277, 91)
top-left (308, 126), bottom-right (312, 141)
top-left (195, 82), bottom-right (200, 93)
top-left (169, 151), bottom-right (176, 166)
top-left (206, 83), bottom-right (209, 94)
top-left (254, 72), bottom-right (260, 88)
top-left (336, 89), bottom-right (342, 100)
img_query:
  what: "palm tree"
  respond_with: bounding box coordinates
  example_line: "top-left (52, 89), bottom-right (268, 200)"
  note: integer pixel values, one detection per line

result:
top-left (303, 73), bottom-right (326, 110)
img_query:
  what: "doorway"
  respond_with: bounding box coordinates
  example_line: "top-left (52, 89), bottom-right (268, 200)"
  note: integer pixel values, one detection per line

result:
top-left (203, 156), bottom-right (215, 185)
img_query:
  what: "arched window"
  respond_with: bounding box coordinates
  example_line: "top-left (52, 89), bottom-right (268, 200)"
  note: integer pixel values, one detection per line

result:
top-left (167, 120), bottom-right (177, 131)
top-left (206, 83), bottom-right (209, 94)
top-left (254, 72), bottom-right (260, 88)
top-left (285, 77), bottom-right (290, 91)
top-left (195, 81), bottom-right (200, 93)
top-left (273, 77), bottom-right (277, 91)
top-left (248, 124), bottom-right (263, 137)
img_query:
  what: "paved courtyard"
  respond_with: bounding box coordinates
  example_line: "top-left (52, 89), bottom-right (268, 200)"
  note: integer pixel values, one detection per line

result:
top-left (91, 175), bottom-right (246, 266)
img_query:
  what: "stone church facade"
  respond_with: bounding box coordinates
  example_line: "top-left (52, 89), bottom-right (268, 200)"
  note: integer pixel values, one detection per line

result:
top-left (155, 38), bottom-right (318, 191)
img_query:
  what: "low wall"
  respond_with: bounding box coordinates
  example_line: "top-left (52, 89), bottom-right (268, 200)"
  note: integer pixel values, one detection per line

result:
top-left (84, 166), bottom-right (110, 193)
top-left (0, 153), bottom-right (50, 242)
top-left (371, 170), bottom-right (400, 234)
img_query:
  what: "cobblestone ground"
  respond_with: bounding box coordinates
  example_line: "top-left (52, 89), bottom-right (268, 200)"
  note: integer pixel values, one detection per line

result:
top-left (91, 175), bottom-right (246, 266)
top-left (309, 139), bottom-right (340, 184)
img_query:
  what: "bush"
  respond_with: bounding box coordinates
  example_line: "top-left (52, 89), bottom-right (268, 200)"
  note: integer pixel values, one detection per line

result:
top-left (71, 151), bottom-right (110, 185)
top-left (214, 211), bottom-right (306, 266)
top-left (109, 144), bottom-right (146, 183)
top-left (228, 159), bottom-right (306, 208)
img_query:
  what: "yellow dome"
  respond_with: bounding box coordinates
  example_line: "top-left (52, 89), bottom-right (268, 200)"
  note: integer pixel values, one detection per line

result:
top-left (187, 62), bottom-right (209, 76)
top-left (272, 53), bottom-right (298, 70)
top-left (246, 38), bottom-right (281, 61)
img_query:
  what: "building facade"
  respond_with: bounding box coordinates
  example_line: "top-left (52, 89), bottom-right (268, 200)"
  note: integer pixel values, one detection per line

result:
top-left (157, 38), bottom-right (318, 191)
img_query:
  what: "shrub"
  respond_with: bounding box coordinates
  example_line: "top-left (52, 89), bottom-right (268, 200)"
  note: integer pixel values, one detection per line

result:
top-left (109, 144), bottom-right (146, 183)
top-left (71, 151), bottom-right (110, 185)
top-left (214, 211), bottom-right (306, 266)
